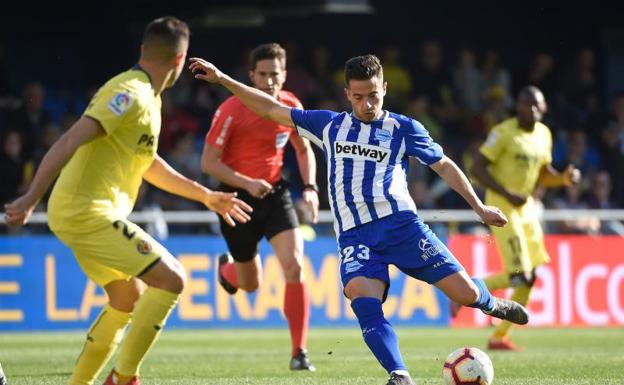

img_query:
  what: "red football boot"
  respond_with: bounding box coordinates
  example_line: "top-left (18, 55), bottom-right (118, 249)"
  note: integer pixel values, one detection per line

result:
top-left (487, 336), bottom-right (525, 352)
top-left (103, 370), bottom-right (140, 385)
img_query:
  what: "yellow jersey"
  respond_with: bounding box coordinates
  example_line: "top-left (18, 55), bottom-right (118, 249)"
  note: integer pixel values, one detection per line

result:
top-left (479, 117), bottom-right (552, 199)
top-left (48, 67), bottom-right (161, 233)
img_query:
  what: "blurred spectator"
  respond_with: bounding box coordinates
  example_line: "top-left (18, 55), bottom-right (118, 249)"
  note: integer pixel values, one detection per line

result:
top-left (165, 130), bottom-right (203, 185)
top-left (461, 137), bottom-right (485, 187)
top-left (525, 52), bottom-right (557, 100)
top-left (0, 43), bottom-right (9, 98)
top-left (282, 41), bottom-right (318, 105)
top-left (560, 48), bottom-right (601, 131)
top-left (0, 130), bottom-right (33, 207)
top-left (408, 178), bottom-right (454, 236)
top-left (404, 95), bottom-right (443, 143)
top-left (468, 85), bottom-right (510, 138)
top-left (587, 171), bottom-right (616, 209)
top-left (308, 45), bottom-right (341, 104)
top-left (550, 184), bottom-right (600, 234)
top-left (230, 45), bottom-right (253, 84)
top-left (600, 92), bottom-right (624, 205)
top-left (479, 50), bottom-right (513, 109)
top-left (168, 69), bottom-right (196, 107)
top-left (453, 47), bottom-right (481, 111)
top-left (160, 92), bottom-right (200, 154)
top-left (7, 82), bottom-right (53, 159)
top-left (408, 178), bottom-right (435, 210)
top-left (33, 122), bottom-right (62, 165)
top-left (586, 171), bottom-right (624, 235)
top-left (552, 127), bottom-right (602, 176)
top-left (72, 85), bottom-right (99, 117)
top-left (380, 45), bottom-right (412, 110)
top-left (411, 40), bottom-right (457, 125)
top-left (156, 130), bottom-right (204, 233)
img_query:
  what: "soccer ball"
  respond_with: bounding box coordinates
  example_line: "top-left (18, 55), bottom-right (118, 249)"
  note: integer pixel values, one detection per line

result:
top-left (442, 347), bottom-right (494, 385)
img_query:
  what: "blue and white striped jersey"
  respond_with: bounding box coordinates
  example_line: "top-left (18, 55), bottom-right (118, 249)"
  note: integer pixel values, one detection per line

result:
top-left (291, 108), bottom-right (444, 235)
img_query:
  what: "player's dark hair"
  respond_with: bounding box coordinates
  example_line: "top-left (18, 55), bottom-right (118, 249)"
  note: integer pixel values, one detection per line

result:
top-left (518, 85), bottom-right (542, 100)
top-left (250, 43), bottom-right (286, 70)
top-left (344, 54), bottom-right (383, 86)
top-left (142, 16), bottom-right (190, 61)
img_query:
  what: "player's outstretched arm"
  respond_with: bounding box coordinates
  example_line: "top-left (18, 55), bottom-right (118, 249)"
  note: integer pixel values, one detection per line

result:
top-left (3, 117), bottom-right (105, 226)
top-left (430, 155), bottom-right (508, 227)
top-left (189, 57), bottom-right (295, 127)
top-left (539, 163), bottom-right (581, 188)
top-left (143, 155), bottom-right (252, 226)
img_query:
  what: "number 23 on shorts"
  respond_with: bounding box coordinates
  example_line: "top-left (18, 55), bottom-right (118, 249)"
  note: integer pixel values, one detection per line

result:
top-left (340, 244), bottom-right (370, 263)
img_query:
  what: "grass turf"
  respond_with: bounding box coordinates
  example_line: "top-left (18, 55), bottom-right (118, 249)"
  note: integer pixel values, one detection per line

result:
top-left (1, 327), bottom-right (623, 384)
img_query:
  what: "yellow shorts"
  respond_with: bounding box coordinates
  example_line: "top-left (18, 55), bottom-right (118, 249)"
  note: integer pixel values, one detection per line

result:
top-left (486, 193), bottom-right (550, 275)
top-left (53, 218), bottom-right (172, 287)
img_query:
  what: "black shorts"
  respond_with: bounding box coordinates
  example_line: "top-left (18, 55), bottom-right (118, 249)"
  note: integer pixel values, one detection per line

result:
top-left (218, 180), bottom-right (300, 262)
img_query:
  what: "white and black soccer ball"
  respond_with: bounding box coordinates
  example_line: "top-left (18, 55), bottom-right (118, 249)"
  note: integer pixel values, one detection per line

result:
top-left (0, 362), bottom-right (6, 385)
top-left (442, 347), bottom-right (494, 385)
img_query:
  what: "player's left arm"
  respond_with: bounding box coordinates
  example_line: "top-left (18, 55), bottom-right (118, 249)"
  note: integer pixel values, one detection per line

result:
top-left (143, 155), bottom-right (252, 226)
top-left (538, 163), bottom-right (581, 188)
top-left (430, 156), bottom-right (507, 227)
top-left (290, 135), bottom-right (319, 223)
top-left (403, 118), bottom-right (506, 227)
top-left (189, 58), bottom-right (295, 127)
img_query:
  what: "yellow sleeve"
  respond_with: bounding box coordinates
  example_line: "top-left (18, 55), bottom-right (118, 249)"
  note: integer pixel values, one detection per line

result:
top-left (544, 126), bottom-right (553, 165)
top-left (83, 84), bottom-right (138, 135)
top-left (479, 125), bottom-right (508, 162)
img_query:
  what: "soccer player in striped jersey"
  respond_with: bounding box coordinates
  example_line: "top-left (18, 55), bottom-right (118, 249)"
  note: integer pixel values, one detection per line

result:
top-left (190, 54), bottom-right (529, 385)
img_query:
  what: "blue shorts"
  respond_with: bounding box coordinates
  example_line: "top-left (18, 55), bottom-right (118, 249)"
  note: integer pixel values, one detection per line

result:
top-left (337, 211), bottom-right (463, 300)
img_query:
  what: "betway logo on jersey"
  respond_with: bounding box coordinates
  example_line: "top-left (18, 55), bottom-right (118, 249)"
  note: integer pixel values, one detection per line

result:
top-left (334, 141), bottom-right (390, 163)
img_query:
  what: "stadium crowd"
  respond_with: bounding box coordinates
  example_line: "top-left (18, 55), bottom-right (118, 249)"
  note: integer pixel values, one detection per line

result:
top-left (1, 40), bottom-right (623, 236)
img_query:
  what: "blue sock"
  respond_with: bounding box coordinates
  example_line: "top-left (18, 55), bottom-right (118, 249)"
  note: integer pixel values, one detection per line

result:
top-left (467, 278), bottom-right (495, 312)
top-left (351, 297), bottom-right (406, 373)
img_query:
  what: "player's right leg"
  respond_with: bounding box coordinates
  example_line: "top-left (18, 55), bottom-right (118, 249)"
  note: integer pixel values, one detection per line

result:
top-left (483, 211), bottom-right (537, 349)
top-left (269, 228), bottom-right (314, 371)
top-left (58, 218), bottom-right (185, 385)
top-left (449, 208), bottom-right (529, 319)
top-left (217, 202), bottom-right (264, 293)
top-left (339, 220), bottom-right (415, 385)
top-left (68, 279), bottom-right (142, 385)
top-left (108, 255), bottom-right (186, 385)
top-left (265, 184), bottom-right (314, 371)
top-left (488, 213), bottom-right (546, 350)
top-left (344, 276), bottom-right (414, 385)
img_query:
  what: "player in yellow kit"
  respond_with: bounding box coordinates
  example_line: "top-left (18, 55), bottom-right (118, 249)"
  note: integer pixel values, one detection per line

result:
top-left (468, 86), bottom-right (580, 350)
top-left (3, 17), bottom-right (251, 385)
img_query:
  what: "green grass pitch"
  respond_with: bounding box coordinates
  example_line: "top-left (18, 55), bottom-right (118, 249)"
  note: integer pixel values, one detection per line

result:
top-left (1, 327), bottom-right (623, 384)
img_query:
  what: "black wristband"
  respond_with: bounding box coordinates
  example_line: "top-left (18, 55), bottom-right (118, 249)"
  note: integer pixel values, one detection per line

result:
top-left (303, 183), bottom-right (319, 193)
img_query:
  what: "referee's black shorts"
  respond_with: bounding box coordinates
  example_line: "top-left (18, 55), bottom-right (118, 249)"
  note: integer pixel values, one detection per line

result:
top-left (218, 180), bottom-right (300, 262)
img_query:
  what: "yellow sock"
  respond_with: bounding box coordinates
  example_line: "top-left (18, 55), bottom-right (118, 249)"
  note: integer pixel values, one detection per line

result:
top-left (114, 287), bottom-right (179, 377)
top-left (68, 304), bottom-right (131, 385)
top-left (492, 285), bottom-right (532, 340)
top-left (483, 272), bottom-right (510, 291)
